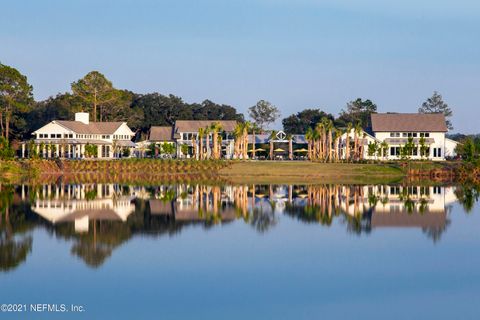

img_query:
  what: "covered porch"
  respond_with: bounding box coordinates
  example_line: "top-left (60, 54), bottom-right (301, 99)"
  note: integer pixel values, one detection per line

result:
top-left (20, 140), bottom-right (136, 159)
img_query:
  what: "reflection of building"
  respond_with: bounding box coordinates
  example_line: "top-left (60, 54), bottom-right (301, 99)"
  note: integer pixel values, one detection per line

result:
top-left (148, 185), bottom-right (237, 221)
top-left (24, 183), bottom-right (459, 239)
top-left (24, 184), bottom-right (135, 233)
top-left (337, 185), bottom-right (456, 232)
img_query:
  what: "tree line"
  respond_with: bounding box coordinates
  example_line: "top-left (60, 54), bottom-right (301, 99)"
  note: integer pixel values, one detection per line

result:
top-left (1, 62), bottom-right (456, 156)
top-left (0, 65), bottom-right (245, 144)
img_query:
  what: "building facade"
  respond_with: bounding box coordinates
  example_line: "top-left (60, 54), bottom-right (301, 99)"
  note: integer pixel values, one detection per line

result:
top-left (142, 120), bottom-right (237, 159)
top-left (24, 112), bottom-right (135, 159)
top-left (340, 113), bottom-right (459, 161)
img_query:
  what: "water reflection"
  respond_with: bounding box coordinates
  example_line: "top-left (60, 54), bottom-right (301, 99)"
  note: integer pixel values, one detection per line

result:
top-left (0, 183), bottom-right (476, 271)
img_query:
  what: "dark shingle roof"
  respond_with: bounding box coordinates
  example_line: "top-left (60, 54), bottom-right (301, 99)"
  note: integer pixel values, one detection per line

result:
top-left (56, 121), bottom-right (124, 134)
top-left (148, 126), bottom-right (174, 141)
top-left (174, 120), bottom-right (237, 133)
top-left (371, 113), bottom-right (448, 132)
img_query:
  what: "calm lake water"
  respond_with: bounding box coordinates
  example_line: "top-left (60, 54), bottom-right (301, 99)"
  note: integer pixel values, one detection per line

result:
top-left (1, 183), bottom-right (479, 319)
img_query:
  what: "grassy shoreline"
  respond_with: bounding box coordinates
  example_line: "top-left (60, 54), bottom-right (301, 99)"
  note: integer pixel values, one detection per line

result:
top-left (219, 161), bottom-right (405, 184)
top-left (0, 158), bottom-right (466, 185)
top-left (0, 159), bottom-right (410, 185)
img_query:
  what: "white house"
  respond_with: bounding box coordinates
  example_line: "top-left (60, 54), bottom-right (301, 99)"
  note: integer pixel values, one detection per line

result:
top-left (340, 113), bottom-right (459, 161)
top-left (138, 120), bottom-right (237, 159)
top-left (174, 120), bottom-right (237, 159)
top-left (24, 112), bottom-right (135, 159)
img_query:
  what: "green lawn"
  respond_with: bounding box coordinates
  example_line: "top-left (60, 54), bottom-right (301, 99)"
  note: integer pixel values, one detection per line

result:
top-left (219, 161), bottom-right (405, 184)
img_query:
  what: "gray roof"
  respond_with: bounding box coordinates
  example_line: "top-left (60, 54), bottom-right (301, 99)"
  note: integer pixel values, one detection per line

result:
top-left (174, 120), bottom-right (237, 133)
top-left (149, 126), bottom-right (174, 141)
top-left (56, 120), bottom-right (125, 134)
top-left (371, 113), bottom-right (448, 132)
top-left (248, 134), bottom-right (307, 144)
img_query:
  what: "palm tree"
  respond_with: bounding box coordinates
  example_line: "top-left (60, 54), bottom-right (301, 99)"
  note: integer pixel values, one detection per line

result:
top-left (354, 123), bottom-right (363, 161)
top-left (250, 123), bottom-right (260, 159)
top-left (305, 127), bottom-right (314, 160)
top-left (345, 123), bottom-right (352, 162)
top-left (198, 128), bottom-right (205, 160)
top-left (204, 126), bottom-right (211, 159)
top-left (360, 132), bottom-right (367, 160)
top-left (380, 141), bottom-right (389, 160)
top-left (242, 121), bottom-right (251, 160)
top-left (191, 135), bottom-right (197, 159)
top-left (315, 122), bottom-right (324, 160)
top-left (323, 118), bottom-right (333, 162)
top-left (312, 129), bottom-right (320, 160)
top-left (210, 122), bottom-right (223, 160)
top-left (269, 130), bottom-right (277, 160)
top-left (320, 117), bottom-right (331, 161)
top-left (287, 133), bottom-right (293, 160)
top-left (233, 123), bottom-right (244, 159)
top-left (333, 127), bottom-right (341, 162)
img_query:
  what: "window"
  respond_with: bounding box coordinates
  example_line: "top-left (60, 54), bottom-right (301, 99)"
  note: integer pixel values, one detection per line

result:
top-left (56, 134), bottom-right (61, 138)
top-left (425, 133), bottom-right (430, 137)
top-left (390, 146), bottom-right (401, 156)
top-left (390, 186), bottom-right (400, 195)
top-left (403, 133), bottom-right (408, 137)
top-left (413, 133), bottom-right (417, 137)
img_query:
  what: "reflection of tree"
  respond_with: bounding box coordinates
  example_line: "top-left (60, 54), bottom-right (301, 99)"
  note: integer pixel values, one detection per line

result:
top-left (343, 209), bottom-right (373, 235)
top-left (0, 185), bottom-right (35, 272)
top-left (71, 240), bottom-right (112, 268)
top-left (455, 184), bottom-right (480, 213)
top-left (422, 218), bottom-right (451, 243)
top-left (249, 207), bottom-right (277, 233)
top-left (4, 182), bottom-right (478, 270)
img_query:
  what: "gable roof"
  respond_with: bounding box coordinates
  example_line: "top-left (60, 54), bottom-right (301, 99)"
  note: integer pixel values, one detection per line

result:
top-left (371, 113), bottom-right (448, 132)
top-left (55, 120), bottom-right (125, 135)
top-left (149, 126), bottom-right (174, 141)
top-left (174, 120), bottom-right (237, 133)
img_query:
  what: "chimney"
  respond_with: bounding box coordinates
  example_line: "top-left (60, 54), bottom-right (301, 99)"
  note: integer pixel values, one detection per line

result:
top-left (75, 112), bottom-right (90, 124)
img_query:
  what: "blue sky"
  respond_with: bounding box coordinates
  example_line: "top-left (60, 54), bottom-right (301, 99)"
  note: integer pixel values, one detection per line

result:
top-left (1, 0), bottom-right (479, 132)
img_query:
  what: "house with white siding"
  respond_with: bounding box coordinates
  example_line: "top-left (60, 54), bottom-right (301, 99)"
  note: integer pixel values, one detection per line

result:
top-left (340, 113), bottom-right (459, 161)
top-left (140, 120), bottom-right (237, 159)
top-left (23, 112), bottom-right (135, 159)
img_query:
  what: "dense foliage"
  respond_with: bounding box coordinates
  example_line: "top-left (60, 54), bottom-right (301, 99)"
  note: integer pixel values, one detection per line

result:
top-left (0, 63), bottom-right (461, 150)
top-left (282, 109), bottom-right (335, 134)
top-left (419, 91), bottom-right (454, 130)
top-left (0, 63), bottom-right (34, 142)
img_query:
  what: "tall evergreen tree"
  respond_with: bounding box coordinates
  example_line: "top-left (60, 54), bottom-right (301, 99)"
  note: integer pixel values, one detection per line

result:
top-left (418, 91), bottom-right (453, 130)
top-left (0, 63), bottom-right (34, 141)
top-left (338, 98), bottom-right (377, 129)
top-left (71, 71), bottom-right (120, 122)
